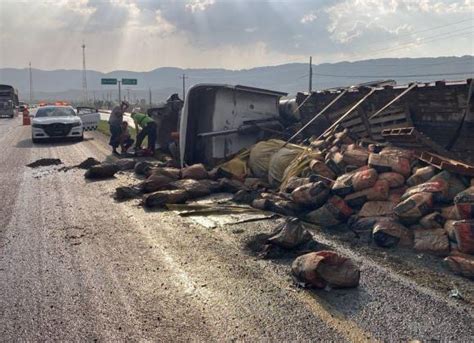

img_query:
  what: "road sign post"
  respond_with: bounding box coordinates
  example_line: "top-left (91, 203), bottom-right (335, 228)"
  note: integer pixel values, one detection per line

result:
top-left (122, 78), bottom-right (137, 85)
top-left (101, 78), bottom-right (117, 85)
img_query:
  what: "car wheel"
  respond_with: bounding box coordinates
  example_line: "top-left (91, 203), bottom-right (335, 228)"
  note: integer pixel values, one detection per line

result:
top-left (32, 138), bottom-right (39, 144)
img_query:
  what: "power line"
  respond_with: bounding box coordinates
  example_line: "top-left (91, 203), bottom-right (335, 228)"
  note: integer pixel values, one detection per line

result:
top-left (356, 17), bottom-right (474, 48)
top-left (365, 26), bottom-right (474, 56)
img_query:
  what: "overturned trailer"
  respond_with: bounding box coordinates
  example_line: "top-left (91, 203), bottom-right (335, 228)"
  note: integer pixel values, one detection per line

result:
top-left (180, 84), bottom-right (287, 166)
top-left (285, 79), bottom-right (474, 163)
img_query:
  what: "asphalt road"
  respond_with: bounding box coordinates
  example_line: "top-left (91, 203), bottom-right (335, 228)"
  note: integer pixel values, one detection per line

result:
top-left (0, 117), bottom-right (473, 342)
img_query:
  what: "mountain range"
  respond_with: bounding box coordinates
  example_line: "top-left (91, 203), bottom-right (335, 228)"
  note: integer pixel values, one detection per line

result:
top-left (1, 56), bottom-right (473, 103)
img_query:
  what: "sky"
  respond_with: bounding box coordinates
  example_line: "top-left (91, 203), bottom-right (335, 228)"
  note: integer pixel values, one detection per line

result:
top-left (0, 0), bottom-right (473, 72)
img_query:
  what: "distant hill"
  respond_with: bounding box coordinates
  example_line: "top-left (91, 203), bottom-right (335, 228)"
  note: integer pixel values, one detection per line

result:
top-left (1, 56), bottom-right (473, 103)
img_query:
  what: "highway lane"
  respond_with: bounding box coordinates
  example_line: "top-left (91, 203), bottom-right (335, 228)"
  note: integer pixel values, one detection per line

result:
top-left (0, 117), bottom-right (473, 341)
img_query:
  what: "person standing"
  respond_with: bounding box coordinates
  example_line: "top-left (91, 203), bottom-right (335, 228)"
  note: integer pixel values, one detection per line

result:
top-left (131, 109), bottom-right (157, 155)
top-left (108, 101), bottom-right (129, 155)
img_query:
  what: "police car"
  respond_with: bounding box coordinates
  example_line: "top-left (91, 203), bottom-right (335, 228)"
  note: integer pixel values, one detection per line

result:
top-left (31, 105), bottom-right (99, 143)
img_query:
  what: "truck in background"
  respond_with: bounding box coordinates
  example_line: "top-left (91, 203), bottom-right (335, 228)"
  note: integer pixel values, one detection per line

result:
top-left (0, 84), bottom-right (19, 118)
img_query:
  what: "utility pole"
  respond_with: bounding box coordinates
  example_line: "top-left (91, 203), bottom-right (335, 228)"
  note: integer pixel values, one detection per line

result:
top-left (81, 41), bottom-right (88, 104)
top-left (181, 74), bottom-right (188, 101)
top-left (309, 56), bottom-right (313, 93)
top-left (127, 88), bottom-right (130, 102)
top-left (149, 88), bottom-right (152, 106)
top-left (29, 62), bottom-right (33, 104)
top-left (118, 80), bottom-right (122, 103)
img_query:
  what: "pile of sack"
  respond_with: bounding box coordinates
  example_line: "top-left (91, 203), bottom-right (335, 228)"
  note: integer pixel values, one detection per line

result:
top-left (234, 131), bottom-right (474, 279)
top-left (112, 159), bottom-right (253, 209)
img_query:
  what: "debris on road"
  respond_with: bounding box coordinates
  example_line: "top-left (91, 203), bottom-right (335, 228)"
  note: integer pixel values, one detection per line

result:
top-left (76, 157), bottom-right (101, 169)
top-left (84, 163), bottom-right (120, 179)
top-left (26, 158), bottom-right (62, 168)
top-left (291, 251), bottom-right (360, 289)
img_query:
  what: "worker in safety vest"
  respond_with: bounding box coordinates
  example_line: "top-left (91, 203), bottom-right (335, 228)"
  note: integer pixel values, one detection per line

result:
top-left (131, 109), bottom-right (157, 154)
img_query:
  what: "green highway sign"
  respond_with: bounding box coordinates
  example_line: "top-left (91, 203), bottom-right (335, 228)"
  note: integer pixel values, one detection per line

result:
top-left (122, 78), bottom-right (137, 85)
top-left (101, 78), bottom-right (117, 85)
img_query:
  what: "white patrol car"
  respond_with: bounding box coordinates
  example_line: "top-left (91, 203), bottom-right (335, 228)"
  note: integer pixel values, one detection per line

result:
top-left (31, 105), bottom-right (99, 143)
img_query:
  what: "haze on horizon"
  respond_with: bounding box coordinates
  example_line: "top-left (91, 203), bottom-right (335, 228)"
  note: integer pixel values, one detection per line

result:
top-left (0, 0), bottom-right (473, 72)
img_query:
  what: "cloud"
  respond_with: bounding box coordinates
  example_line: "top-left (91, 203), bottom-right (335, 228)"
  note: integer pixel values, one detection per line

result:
top-left (0, 0), bottom-right (472, 71)
top-left (301, 11), bottom-right (318, 24)
top-left (185, 0), bottom-right (216, 13)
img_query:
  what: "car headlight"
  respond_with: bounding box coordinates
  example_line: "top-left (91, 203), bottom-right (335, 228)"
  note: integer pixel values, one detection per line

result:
top-left (72, 122), bottom-right (82, 127)
top-left (32, 123), bottom-right (42, 128)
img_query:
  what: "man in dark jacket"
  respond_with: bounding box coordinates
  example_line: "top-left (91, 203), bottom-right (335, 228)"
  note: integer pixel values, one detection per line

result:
top-left (108, 101), bottom-right (129, 155)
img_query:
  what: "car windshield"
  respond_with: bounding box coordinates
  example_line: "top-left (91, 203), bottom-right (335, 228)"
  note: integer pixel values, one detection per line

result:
top-left (36, 107), bottom-right (76, 118)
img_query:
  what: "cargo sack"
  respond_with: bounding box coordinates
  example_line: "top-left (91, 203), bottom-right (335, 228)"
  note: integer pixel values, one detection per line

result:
top-left (170, 179), bottom-right (212, 199)
top-left (244, 177), bottom-right (270, 190)
top-left (291, 251), bottom-right (360, 289)
top-left (413, 228), bottom-right (450, 256)
top-left (379, 146), bottom-right (415, 160)
top-left (84, 163), bottom-right (120, 179)
top-left (444, 220), bottom-right (458, 242)
top-left (394, 192), bottom-right (433, 224)
top-left (368, 153), bottom-right (411, 177)
top-left (115, 158), bottom-right (136, 171)
top-left (406, 166), bottom-right (435, 187)
top-left (140, 174), bottom-right (175, 193)
top-left (359, 201), bottom-right (395, 217)
top-left (219, 155), bottom-right (249, 180)
top-left (453, 220), bottom-right (474, 254)
top-left (352, 168), bottom-right (379, 191)
top-left (332, 168), bottom-right (378, 196)
top-left (134, 161), bottom-right (158, 175)
top-left (181, 163), bottom-right (209, 180)
top-left (378, 172), bottom-right (405, 188)
top-left (331, 173), bottom-right (354, 196)
top-left (454, 186), bottom-right (474, 219)
top-left (309, 159), bottom-right (336, 180)
top-left (305, 196), bottom-right (353, 227)
top-left (444, 254), bottom-right (474, 279)
top-left (143, 189), bottom-right (188, 208)
top-left (252, 198), bottom-right (301, 217)
top-left (373, 219), bottom-right (412, 248)
top-left (291, 181), bottom-right (330, 208)
top-left (268, 147), bottom-right (302, 187)
top-left (325, 151), bottom-right (346, 176)
top-left (342, 144), bottom-right (369, 167)
top-left (147, 167), bottom-right (181, 179)
top-left (267, 218), bottom-right (313, 249)
top-left (115, 186), bottom-right (141, 200)
top-left (388, 186), bottom-right (407, 204)
top-left (441, 205), bottom-right (461, 220)
top-left (400, 181), bottom-right (448, 203)
top-left (218, 178), bottom-right (247, 193)
top-left (282, 176), bottom-right (311, 193)
top-left (344, 180), bottom-right (389, 208)
top-left (248, 139), bottom-right (285, 178)
top-left (429, 171), bottom-right (467, 203)
top-left (348, 216), bottom-right (387, 232)
top-left (232, 190), bottom-right (260, 204)
top-left (419, 212), bottom-right (445, 229)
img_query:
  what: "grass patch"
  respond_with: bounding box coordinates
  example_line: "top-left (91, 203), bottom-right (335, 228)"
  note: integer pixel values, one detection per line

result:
top-left (97, 120), bottom-right (111, 136)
